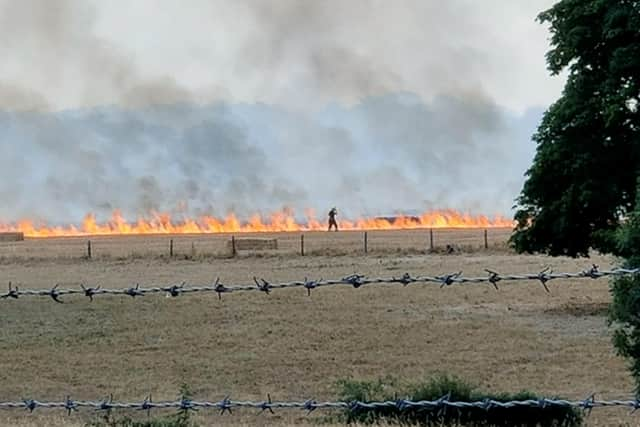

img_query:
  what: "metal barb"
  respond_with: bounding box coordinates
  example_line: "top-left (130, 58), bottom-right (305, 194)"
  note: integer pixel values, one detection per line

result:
top-left (139, 395), bottom-right (153, 416)
top-left (23, 399), bottom-right (37, 412)
top-left (304, 277), bottom-right (320, 296)
top-left (97, 394), bottom-right (114, 412)
top-left (125, 284), bottom-right (144, 298)
top-left (49, 284), bottom-right (63, 303)
top-left (165, 282), bottom-right (185, 297)
top-left (179, 397), bottom-right (197, 412)
top-left (436, 393), bottom-right (451, 417)
top-left (213, 278), bottom-right (229, 300)
top-left (582, 394), bottom-right (596, 417)
top-left (537, 398), bottom-right (547, 409)
top-left (343, 274), bottom-right (365, 288)
top-left (583, 264), bottom-right (600, 279)
top-left (259, 394), bottom-right (275, 415)
top-left (218, 396), bottom-right (232, 415)
top-left (485, 269), bottom-right (501, 290)
top-left (254, 277), bottom-right (271, 294)
top-left (1, 282), bottom-right (18, 299)
top-left (537, 268), bottom-right (552, 293)
top-left (437, 272), bottom-right (462, 288)
top-left (64, 396), bottom-right (77, 415)
top-left (348, 400), bottom-right (361, 412)
top-left (394, 273), bottom-right (414, 286)
top-left (303, 399), bottom-right (317, 415)
top-left (81, 284), bottom-right (100, 301)
top-left (482, 398), bottom-right (493, 411)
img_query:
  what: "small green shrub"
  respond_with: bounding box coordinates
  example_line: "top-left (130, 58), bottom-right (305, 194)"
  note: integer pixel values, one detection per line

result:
top-left (334, 375), bottom-right (582, 427)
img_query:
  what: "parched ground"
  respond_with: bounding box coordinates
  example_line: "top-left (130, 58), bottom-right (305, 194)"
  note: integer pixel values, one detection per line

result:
top-left (0, 230), bottom-right (635, 426)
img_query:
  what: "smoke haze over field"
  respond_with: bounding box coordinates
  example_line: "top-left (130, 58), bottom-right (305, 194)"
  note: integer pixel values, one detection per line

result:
top-left (0, 0), bottom-right (562, 224)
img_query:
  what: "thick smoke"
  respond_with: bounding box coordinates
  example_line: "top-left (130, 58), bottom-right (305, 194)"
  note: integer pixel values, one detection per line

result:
top-left (0, 0), bottom-right (553, 224)
top-left (0, 98), bottom-right (541, 223)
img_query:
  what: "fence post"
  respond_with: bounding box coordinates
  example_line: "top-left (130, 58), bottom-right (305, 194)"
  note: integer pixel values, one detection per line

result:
top-left (484, 229), bottom-right (488, 249)
top-left (300, 234), bottom-right (305, 256)
top-left (231, 235), bottom-right (236, 257)
top-left (87, 240), bottom-right (92, 259)
top-left (364, 231), bottom-right (368, 254)
top-left (169, 239), bottom-right (174, 257)
top-left (429, 228), bottom-right (434, 251)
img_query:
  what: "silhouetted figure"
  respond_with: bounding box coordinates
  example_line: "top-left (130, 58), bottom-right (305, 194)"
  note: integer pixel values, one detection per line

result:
top-left (328, 207), bottom-right (338, 231)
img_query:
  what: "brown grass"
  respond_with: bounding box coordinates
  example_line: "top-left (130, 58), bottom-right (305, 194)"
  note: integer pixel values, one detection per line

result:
top-left (0, 229), bottom-right (634, 426)
top-left (0, 228), bottom-right (512, 261)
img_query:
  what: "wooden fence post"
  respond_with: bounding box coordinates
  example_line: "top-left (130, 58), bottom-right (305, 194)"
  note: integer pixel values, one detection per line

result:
top-left (169, 239), bottom-right (174, 257)
top-left (87, 240), bottom-right (92, 259)
top-left (231, 235), bottom-right (236, 257)
top-left (301, 234), bottom-right (305, 256)
top-left (364, 231), bottom-right (368, 254)
top-left (484, 229), bottom-right (488, 249)
top-left (429, 228), bottom-right (434, 251)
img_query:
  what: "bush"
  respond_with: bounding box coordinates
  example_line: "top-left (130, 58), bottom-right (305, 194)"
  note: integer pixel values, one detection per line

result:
top-left (334, 375), bottom-right (582, 427)
top-left (609, 179), bottom-right (640, 393)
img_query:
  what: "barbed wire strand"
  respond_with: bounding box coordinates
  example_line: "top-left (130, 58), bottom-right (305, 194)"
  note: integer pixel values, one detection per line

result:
top-left (2, 395), bottom-right (640, 415)
top-left (1, 265), bottom-right (637, 303)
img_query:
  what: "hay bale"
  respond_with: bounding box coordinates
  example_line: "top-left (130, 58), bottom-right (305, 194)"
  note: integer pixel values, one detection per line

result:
top-left (0, 232), bottom-right (24, 242)
top-left (228, 238), bottom-right (278, 251)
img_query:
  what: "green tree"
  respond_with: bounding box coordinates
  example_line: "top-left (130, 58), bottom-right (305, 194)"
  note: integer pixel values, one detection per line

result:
top-left (511, 0), bottom-right (640, 257)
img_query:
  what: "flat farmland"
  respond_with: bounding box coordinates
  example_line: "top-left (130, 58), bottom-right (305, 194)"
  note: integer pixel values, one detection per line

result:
top-left (0, 228), bottom-right (512, 260)
top-left (0, 229), bottom-right (634, 426)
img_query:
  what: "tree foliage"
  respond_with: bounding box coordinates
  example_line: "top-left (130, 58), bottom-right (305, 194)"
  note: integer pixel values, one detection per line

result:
top-left (609, 179), bottom-right (640, 392)
top-left (512, 0), bottom-right (640, 257)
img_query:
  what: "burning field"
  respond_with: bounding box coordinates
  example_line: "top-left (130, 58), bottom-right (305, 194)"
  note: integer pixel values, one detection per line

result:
top-left (1, 0), bottom-right (628, 424)
top-left (0, 209), bottom-right (514, 238)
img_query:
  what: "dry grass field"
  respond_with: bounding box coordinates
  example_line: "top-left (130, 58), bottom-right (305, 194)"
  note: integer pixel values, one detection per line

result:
top-left (0, 228), bottom-right (510, 260)
top-left (0, 229), bottom-right (636, 426)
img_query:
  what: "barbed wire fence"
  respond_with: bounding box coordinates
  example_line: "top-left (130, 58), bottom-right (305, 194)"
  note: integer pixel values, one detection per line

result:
top-left (1, 265), bottom-right (637, 303)
top-left (3, 264), bottom-right (640, 419)
top-left (2, 395), bottom-right (640, 416)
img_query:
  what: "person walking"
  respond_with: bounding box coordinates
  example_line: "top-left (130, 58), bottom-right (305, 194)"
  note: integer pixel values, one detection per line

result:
top-left (328, 207), bottom-right (338, 231)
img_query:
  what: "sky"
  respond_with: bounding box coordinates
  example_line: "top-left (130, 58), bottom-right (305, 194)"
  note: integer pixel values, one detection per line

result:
top-left (0, 0), bottom-right (566, 223)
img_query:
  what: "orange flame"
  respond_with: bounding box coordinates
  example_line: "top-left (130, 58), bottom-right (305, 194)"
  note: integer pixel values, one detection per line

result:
top-left (0, 209), bottom-right (514, 238)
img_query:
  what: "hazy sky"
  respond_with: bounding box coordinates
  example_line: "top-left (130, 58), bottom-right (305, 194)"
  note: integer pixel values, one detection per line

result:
top-left (0, 0), bottom-right (566, 223)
